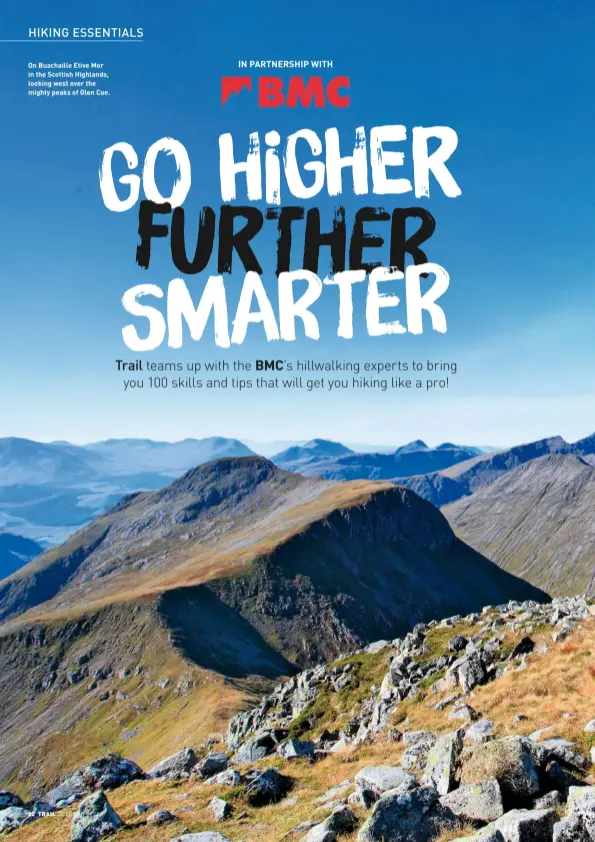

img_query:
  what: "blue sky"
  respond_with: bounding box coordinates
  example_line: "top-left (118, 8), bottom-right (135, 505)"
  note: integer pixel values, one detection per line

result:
top-left (1, 0), bottom-right (594, 447)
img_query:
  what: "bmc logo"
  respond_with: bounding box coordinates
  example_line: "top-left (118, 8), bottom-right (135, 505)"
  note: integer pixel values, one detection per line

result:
top-left (221, 76), bottom-right (350, 107)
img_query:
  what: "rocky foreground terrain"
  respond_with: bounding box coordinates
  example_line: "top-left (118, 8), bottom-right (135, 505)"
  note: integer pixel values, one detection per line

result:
top-left (2, 594), bottom-right (595, 842)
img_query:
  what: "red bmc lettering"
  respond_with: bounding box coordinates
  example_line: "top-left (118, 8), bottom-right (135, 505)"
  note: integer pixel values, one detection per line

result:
top-left (258, 76), bottom-right (350, 107)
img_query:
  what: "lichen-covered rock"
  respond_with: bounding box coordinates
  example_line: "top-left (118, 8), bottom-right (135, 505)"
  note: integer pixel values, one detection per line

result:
top-left (70, 791), bottom-right (122, 842)
top-left (277, 738), bottom-right (316, 760)
top-left (195, 753), bottom-right (228, 779)
top-left (354, 766), bottom-right (416, 798)
top-left (461, 737), bottom-right (540, 802)
top-left (358, 785), bottom-right (457, 842)
top-left (232, 732), bottom-right (277, 765)
top-left (440, 777), bottom-right (504, 823)
top-left (552, 786), bottom-right (595, 841)
top-left (147, 809), bottom-right (175, 825)
top-left (209, 768), bottom-right (241, 787)
top-left (209, 797), bottom-right (231, 821)
top-left (0, 806), bottom-right (34, 832)
top-left (494, 807), bottom-right (556, 842)
top-left (46, 753), bottom-right (144, 805)
top-left (245, 768), bottom-right (291, 806)
top-left (422, 729), bottom-right (463, 795)
top-left (553, 815), bottom-right (586, 842)
top-left (466, 720), bottom-right (496, 743)
top-left (147, 748), bottom-right (197, 780)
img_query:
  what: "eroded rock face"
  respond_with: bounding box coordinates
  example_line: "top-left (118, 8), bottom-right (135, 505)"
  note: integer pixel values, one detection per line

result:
top-left (147, 748), bottom-right (197, 780)
top-left (70, 791), bottom-right (122, 842)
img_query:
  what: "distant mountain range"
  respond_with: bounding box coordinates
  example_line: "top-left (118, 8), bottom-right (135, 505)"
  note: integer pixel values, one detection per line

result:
top-left (0, 436), bottom-right (257, 544)
top-left (395, 434), bottom-right (595, 507)
top-left (444, 453), bottom-right (595, 597)
top-left (271, 438), bottom-right (483, 480)
top-left (0, 532), bottom-right (43, 579)
top-left (0, 431), bottom-right (593, 558)
top-left (0, 435), bottom-right (484, 544)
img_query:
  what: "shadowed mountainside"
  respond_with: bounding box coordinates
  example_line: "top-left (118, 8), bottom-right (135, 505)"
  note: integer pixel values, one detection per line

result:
top-left (444, 453), bottom-right (595, 596)
top-left (0, 456), bottom-right (547, 666)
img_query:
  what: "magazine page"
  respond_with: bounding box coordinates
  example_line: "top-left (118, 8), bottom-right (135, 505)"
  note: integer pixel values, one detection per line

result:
top-left (0, 3), bottom-right (593, 841)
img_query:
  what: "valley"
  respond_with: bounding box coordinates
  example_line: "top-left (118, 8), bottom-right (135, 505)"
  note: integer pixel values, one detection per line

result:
top-left (0, 432), bottom-right (592, 842)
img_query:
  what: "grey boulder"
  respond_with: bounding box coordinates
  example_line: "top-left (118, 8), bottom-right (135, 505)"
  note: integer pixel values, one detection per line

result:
top-left (209, 796), bottom-right (232, 821)
top-left (466, 720), bottom-right (496, 744)
top-left (422, 730), bottom-right (463, 795)
top-left (461, 737), bottom-right (540, 802)
top-left (358, 785), bottom-right (458, 842)
top-left (245, 768), bottom-right (291, 806)
top-left (355, 766), bottom-right (416, 798)
top-left (277, 738), bottom-right (316, 760)
top-left (171, 835), bottom-right (233, 842)
top-left (147, 809), bottom-right (175, 825)
top-left (147, 748), bottom-right (197, 780)
top-left (305, 805), bottom-right (357, 842)
top-left (209, 768), bottom-right (241, 787)
top-left (0, 806), bottom-right (34, 832)
top-left (494, 807), bottom-right (556, 842)
top-left (71, 791), bottom-right (122, 842)
top-left (440, 777), bottom-right (504, 823)
top-left (195, 753), bottom-right (229, 779)
top-left (232, 732), bottom-right (277, 765)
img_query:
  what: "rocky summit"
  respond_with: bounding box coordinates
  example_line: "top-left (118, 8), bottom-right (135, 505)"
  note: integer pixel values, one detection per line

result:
top-left (0, 593), bottom-right (594, 842)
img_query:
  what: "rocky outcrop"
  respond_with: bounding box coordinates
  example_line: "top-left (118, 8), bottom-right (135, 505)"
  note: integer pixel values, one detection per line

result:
top-left (46, 754), bottom-right (144, 807)
top-left (228, 596), bottom-right (590, 757)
